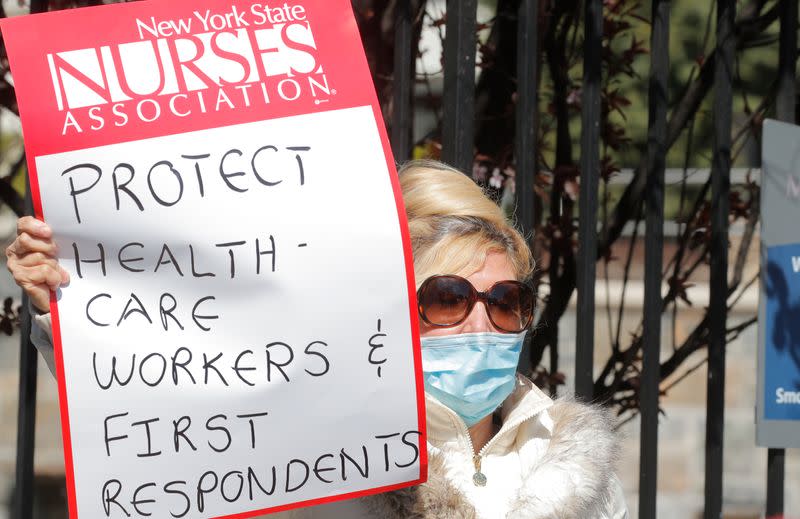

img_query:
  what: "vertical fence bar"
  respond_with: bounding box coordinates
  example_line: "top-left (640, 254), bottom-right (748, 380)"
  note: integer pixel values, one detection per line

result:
top-left (704, 0), bottom-right (734, 517)
top-left (575, 0), bottom-right (602, 400)
top-left (13, 202), bottom-right (36, 519)
top-left (766, 0), bottom-right (796, 516)
top-left (640, 0), bottom-right (669, 517)
top-left (13, 5), bottom-right (47, 518)
top-left (441, 0), bottom-right (476, 174)
top-left (766, 449), bottom-right (785, 519)
top-left (391, 0), bottom-right (413, 161)
top-left (776, 0), bottom-right (797, 123)
top-left (515, 0), bottom-right (538, 243)
top-left (515, 0), bottom-right (539, 377)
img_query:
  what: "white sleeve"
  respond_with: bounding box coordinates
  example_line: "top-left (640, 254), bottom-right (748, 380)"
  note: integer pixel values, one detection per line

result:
top-left (29, 304), bottom-right (56, 377)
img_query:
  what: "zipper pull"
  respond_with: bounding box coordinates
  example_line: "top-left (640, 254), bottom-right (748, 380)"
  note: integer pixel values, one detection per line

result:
top-left (472, 454), bottom-right (487, 487)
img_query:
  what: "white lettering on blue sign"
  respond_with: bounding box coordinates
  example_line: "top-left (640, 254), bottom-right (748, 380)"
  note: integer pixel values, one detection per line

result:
top-left (776, 388), bottom-right (800, 404)
top-left (793, 256), bottom-right (800, 273)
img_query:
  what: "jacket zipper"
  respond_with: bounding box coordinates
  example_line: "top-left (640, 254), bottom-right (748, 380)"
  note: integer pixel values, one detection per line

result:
top-left (454, 408), bottom-right (542, 487)
top-left (451, 418), bottom-right (487, 487)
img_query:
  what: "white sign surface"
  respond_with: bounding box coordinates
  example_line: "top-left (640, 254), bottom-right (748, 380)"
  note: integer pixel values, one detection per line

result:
top-left (35, 107), bottom-right (424, 517)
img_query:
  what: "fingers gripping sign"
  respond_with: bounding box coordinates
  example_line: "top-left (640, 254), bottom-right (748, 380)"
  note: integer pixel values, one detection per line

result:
top-left (6, 216), bottom-right (69, 312)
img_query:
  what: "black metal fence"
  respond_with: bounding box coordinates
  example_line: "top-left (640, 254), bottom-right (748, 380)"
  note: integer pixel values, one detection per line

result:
top-left (10, 0), bottom-right (797, 518)
top-left (387, 1), bottom-right (793, 518)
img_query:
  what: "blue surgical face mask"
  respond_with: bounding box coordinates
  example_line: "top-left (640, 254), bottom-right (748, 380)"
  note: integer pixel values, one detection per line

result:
top-left (421, 331), bottom-right (526, 427)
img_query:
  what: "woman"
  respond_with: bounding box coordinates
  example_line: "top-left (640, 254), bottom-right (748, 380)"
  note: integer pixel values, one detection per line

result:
top-left (7, 159), bottom-right (628, 518)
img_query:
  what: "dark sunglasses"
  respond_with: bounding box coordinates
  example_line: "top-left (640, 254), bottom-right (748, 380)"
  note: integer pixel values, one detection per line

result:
top-left (417, 275), bottom-right (534, 333)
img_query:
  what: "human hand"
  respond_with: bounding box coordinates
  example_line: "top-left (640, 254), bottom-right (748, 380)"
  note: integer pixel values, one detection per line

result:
top-left (5, 216), bottom-right (69, 312)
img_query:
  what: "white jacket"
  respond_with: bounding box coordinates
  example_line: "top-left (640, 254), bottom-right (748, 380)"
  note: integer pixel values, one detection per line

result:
top-left (31, 315), bottom-right (628, 519)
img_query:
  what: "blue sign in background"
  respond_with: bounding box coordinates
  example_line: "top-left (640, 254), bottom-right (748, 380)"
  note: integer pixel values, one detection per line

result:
top-left (765, 242), bottom-right (800, 420)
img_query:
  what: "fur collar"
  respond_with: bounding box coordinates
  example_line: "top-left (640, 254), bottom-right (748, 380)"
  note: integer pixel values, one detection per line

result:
top-left (364, 398), bottom-right (620, 519)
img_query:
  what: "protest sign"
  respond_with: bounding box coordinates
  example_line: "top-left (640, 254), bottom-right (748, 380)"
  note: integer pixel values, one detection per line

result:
top-left (757, 119), bottom-right (800, 448)
top-left (1, 1), bottom-right (427, 517)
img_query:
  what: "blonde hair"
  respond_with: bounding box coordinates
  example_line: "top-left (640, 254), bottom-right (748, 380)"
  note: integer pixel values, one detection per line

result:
top-left (399, 159), bottom-right (534, 286)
